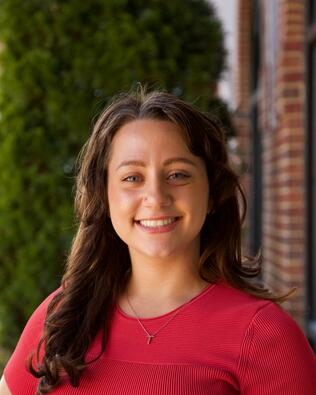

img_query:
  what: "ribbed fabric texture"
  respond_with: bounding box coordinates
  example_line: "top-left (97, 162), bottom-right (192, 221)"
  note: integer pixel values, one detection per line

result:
top-left (4, 281), bottom-right (316, 394)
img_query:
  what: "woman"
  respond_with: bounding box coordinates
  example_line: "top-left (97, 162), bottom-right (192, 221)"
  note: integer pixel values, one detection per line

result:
top-left (1, 90), bottom-right (315, 394)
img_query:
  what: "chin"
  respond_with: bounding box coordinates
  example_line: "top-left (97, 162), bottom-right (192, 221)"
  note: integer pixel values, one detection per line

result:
top-left (145, 250), bottom-right (175, 259)
top-left (133, 244), bottom-right (176, 260)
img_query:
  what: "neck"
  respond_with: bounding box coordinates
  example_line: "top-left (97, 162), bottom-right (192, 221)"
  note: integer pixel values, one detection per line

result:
top-left (119, 263), bottom-right (209, 319)
top-left (124, 246), bottom-right (207, 302)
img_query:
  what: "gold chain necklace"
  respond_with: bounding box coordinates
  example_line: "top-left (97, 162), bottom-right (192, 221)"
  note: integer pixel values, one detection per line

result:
top-left (126, 293), bottom-right (183, 344)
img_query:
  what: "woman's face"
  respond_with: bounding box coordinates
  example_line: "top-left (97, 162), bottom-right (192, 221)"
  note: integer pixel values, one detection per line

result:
top-left (107, 119), bottom-right (210, 262)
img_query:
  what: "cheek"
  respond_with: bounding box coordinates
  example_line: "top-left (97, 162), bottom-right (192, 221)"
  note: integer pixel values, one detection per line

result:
top-left (107, 180), bottom-right (138, 218)
top-left (187, 180), bottom-right (209, 210)
top-left (107, 182), bottom-right (136, 241)
top-left (189, 183), bottom-right (210, 227)
top-left (107, 180), bottom-right (117, 213)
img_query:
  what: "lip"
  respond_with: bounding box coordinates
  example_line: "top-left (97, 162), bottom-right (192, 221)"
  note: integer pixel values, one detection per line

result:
top-left (134, 216), bottom-right (181, 234)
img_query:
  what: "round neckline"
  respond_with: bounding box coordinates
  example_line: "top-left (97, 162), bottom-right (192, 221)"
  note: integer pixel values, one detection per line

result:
top-left (115, 282), bottom-right (217, 322)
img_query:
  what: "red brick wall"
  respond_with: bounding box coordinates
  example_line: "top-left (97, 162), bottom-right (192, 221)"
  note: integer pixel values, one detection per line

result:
top-left (234, 0), bottom-right (307, 328)
top-left (259, 0), bottom-right (306, 328)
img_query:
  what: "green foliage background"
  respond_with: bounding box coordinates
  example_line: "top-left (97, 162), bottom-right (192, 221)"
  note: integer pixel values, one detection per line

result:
top-left (0, 0), bottom-right (226, 355)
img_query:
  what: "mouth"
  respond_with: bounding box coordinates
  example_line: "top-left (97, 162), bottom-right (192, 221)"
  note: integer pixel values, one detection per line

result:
top-left (134, 216), bottom-right (180, 231)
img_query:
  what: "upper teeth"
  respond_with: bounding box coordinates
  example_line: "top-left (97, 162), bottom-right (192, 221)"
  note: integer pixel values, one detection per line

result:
top-left (139, 218), bottom-right (177, 228)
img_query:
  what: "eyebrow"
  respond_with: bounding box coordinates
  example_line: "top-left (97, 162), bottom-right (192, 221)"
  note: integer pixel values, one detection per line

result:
top-left (116, 157), bottom-right (197, 170)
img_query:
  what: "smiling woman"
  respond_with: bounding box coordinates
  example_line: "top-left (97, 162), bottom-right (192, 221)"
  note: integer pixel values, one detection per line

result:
top-left (107, 119), bottom-right (210, 263)
top-left (1, 90), bottom-right (316, 395)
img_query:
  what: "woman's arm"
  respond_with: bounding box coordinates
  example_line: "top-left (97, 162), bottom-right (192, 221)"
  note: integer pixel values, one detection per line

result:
top-left (0, 376), bottom-right (12, 395)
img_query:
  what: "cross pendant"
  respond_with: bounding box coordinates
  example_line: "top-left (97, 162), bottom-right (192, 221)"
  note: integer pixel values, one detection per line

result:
top-left (147, 335), bottom-right (154, 344)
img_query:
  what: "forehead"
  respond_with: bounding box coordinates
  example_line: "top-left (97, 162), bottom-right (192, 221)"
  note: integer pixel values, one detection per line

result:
top-left (109, 119), bottom-right (191, 160)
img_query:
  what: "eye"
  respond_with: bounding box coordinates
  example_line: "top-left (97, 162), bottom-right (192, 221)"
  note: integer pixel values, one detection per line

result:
top-left (122, 175), bottom-right (142, 182)
top-left (167, 172), bottom-right (190, 181)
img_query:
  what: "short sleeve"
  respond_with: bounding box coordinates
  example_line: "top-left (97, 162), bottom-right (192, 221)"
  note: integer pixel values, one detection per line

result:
top-left (3, 288), bottom-right (61, 395)
top-left (237, 302), bottom-right (316, 395)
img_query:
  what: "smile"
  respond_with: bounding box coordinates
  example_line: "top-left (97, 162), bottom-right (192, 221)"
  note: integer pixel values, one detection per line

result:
top-left (134, 217), bottom-right (181, 234)
top-left (137, 217), bottom-right (178, 228)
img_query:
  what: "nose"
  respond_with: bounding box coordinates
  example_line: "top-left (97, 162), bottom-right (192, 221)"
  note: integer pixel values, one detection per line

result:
top-left (142, 177), bottom-right (172, 208)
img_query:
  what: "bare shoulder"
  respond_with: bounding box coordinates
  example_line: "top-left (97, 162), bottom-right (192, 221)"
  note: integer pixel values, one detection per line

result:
top-left (0, 376), bottom-right (12, 395)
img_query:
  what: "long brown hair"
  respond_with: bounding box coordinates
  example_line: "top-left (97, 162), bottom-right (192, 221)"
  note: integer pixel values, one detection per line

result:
top-left (28, 89), bottom-right (293, 393)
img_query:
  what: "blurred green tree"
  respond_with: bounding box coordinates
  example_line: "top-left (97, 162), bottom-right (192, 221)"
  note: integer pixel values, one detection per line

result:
top-left (0, 0), bottom-right (226, 349)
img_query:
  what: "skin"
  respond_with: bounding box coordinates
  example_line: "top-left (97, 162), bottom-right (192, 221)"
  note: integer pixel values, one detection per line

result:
top-left (107, 119), bottom-right (211, 318)
top-left (0, 376), bottom-right (11, 395)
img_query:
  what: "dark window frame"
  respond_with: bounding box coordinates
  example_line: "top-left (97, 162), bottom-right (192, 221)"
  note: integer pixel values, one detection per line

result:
top-left (249, 0), bottom-right (262, 257)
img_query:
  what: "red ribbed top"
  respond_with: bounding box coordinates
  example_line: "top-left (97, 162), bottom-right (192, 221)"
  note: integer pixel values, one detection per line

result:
top-left (4, 281), bottom-right (316, 394)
